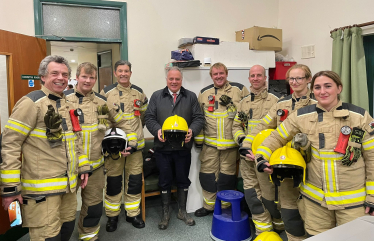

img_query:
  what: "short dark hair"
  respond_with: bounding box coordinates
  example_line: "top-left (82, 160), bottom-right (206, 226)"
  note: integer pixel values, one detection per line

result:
top-left (114, 60), bottom-right (131, 72)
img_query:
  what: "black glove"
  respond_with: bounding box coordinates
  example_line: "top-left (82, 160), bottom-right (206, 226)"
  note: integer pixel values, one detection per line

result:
top-left (239, 148), bottom-right (251, 157)
top-left (44, 105), bottom-right (63, 146)
top-left (342, 127), bottom-right (364, 166)
top-left (219, 95), bottom-right (232, 106)
top-left (97, 104), bottom-right (109, 131)
top-left (195, 143), bottom-right (203, 149)
top-left (127, 146), bottom-right (137, 155)
top-left (256, 156), bottom-right (267, 172)
top-left (257, 163), bottom-right (268, 172)
top-left (238, 136), bottom-right (245, 145)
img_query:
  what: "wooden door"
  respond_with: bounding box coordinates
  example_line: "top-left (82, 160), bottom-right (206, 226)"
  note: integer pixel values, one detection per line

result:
top-left (0, 29), bottom-right (46, 235)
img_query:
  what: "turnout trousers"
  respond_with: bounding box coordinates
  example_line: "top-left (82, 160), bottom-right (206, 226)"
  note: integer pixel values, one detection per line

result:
top-left (21, 191), bottom-right (77, 241)
top-left (303, 197), bottom-right (365, 236)
top-left (240, 158), bottom-right (284, 235)
top-left (105, 151), bottom-right (143, 218)
top-left (78, 166), bottom-right (105, 241)
top-left (199, 144), bottom-right (238, 210)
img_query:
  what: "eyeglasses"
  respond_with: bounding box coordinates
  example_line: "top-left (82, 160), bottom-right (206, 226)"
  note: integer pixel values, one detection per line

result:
top-left (287, 77), bottom-right (306, 84)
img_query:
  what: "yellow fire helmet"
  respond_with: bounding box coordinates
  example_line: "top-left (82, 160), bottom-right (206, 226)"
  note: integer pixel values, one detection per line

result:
top-left (162, 115), bottom-right (188, 147)
top-left (269, 146), bottom-right (306, 188)
top-left (254, 231), bottom-right (282, 241)
top-left (252, 129), bottom-right (274, 155)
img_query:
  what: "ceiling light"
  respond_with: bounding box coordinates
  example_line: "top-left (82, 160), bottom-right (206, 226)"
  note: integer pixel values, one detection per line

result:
top-left (71, 60), bottom-right (76, 63)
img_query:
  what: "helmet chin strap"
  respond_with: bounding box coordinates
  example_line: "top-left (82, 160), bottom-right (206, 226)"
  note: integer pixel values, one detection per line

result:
top-left (165, 132), bottom-right (186, 148)
top-left (110, 153), bottom-right (121, 160)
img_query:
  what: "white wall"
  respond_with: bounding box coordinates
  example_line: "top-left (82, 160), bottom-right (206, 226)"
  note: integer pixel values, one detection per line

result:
top-left (0, 1), bottom-right (35, 36)
top-left (0, 0), bottom-right (279, 136)
top-left (278, 0), bottom-right (374, 75)
top-left (121, 0), bottom-right (279, 103)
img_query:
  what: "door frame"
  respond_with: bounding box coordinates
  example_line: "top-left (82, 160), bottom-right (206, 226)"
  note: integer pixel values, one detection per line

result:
top-left (0, 52), bottom-right (14, 117)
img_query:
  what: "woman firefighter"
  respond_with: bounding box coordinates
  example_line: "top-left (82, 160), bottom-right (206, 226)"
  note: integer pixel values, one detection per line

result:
top-left (240, 64), bottom-right (316, 241)
top-left (255, 70), bottom-right (374, 237)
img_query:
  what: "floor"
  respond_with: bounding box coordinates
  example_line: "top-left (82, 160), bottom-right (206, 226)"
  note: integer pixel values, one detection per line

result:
top-left (18, 196), bottom-right (288, 241)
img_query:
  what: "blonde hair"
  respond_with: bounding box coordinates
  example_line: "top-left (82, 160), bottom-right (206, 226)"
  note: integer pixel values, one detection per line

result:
top-left (76, 62), bottom-right (97, 79)
top-left (285, 64), bottom-right (312, 81)
top-left (210, 62), bottom-right (228, 77)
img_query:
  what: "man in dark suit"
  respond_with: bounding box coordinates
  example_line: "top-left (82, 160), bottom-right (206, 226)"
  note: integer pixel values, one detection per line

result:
top-left (144, 66), bottom-right (204, 230)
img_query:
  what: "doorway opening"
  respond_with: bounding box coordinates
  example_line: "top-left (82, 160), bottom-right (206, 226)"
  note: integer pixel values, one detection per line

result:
top-left (49, 41), bottom-right (120, 93)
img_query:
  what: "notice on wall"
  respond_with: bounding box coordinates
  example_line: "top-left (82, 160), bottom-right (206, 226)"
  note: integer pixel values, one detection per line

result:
top-left (21, 75), bottom-right (40, 80)
top-left (28, 79), bottom-right (34, 87)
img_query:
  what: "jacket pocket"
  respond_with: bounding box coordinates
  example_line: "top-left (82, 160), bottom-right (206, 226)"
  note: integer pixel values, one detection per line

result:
top-left (21, 198), bottom-right (48, 227)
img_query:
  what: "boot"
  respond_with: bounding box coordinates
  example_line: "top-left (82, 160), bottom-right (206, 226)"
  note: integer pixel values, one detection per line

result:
top-left (126, 213), bottom-right (145, 229)
top-left (106, 216), bottom-right (118, 232)
top-left (194, 207), bottom-right (213, 217)
top-left (177, 188), bottom-right (195, 226)
top-left (158, 190), bottom-right (171, 230)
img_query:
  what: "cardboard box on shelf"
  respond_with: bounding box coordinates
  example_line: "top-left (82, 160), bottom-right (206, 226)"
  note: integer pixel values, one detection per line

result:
top-left (236, 26), bottom-right (282, 51)
top-left (193, 36), bottom-right (219, 45)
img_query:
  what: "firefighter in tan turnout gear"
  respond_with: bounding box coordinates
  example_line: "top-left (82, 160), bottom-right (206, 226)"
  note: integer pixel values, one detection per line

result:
top-left (194, 62), bottom-right (249, 216)
top-left (0, 55), bottom-right (91, 241)
top-left (231, 65), bottom-right (283, 235)
top-left (101, 60), bottom-right (148, 232)
top-left (240, 64), bottom-right (316, 241)
top-left (256, 70), bottom-right (374, 237)
top-left (65, 62), bottom-right (120, 241)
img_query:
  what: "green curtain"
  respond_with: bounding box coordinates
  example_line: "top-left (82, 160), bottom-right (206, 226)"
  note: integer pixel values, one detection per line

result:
top-left (331, 27), bottom-right (369, 111)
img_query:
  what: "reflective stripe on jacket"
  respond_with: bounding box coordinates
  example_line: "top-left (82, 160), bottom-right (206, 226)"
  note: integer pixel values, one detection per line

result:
top-left (232, 88), bottom-right (280, 148)
top-left (195, 81), bottom-right (249, 150)
top-left (0, 86), bottom-right (90, 197)
top-left (256, 101), bottom-right (374, 210)
top-left (65, 89), bottom-right (108, 171)
top-left (242, 89), bottom-right (316, 150)
top-left (100, 83), bottom-right (147, 150)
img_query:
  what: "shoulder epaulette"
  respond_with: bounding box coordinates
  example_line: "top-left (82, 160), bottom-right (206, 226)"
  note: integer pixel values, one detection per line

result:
top-left (200, 84), bottom-right (214, 94)
top-left (277, 94), bottom-right (292, 103)
top-left (297, 104), bottom-right (317, 116)
top-left (268, 91), bottom-right (282, 99)
top-left (240, 94), bottom-right (251, 102)
top-left (26, 90), bottom-right (46, 102)
top-left (229, 82), bottom-right (244, 90)
top-left (130, 84), bottom-right (143, 94)
top-left (64, 89), bottom-right (75, 96)
top-left (342, 103), bottom-right (365, 116)
top-left (94, 92), bottom-right (107, 101)
top-left (103, 83), bottom-right (118, 94)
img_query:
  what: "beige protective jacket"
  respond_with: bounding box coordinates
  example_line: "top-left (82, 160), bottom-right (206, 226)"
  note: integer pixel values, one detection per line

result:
top-left (241, 89), bottom-right (316, 150)
top-left (232, 88), bottom-right (281, 146)
top-left (0, 86), bottom-right (90, 197)
top-left (195, 81), bottom-right (249, 150)
top-left (65, 89), bottom-right (120, 171)
top-left (256, 101), bottom-right (374, 210)
top-left (100, 83), bottom-right (148, 150)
